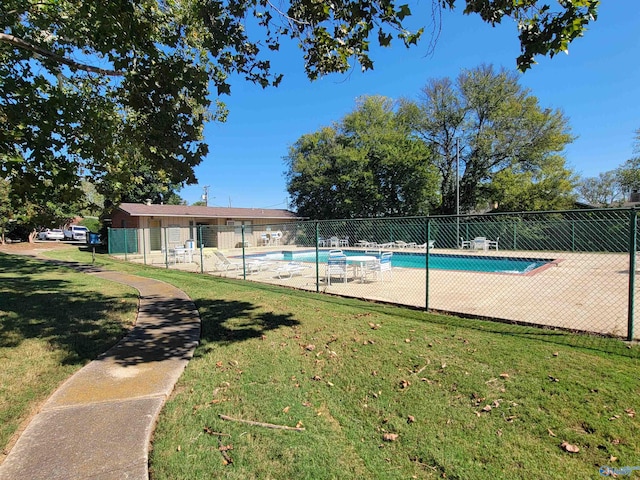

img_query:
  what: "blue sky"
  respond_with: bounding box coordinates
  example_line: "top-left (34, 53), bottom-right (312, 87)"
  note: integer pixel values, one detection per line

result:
top-left (179, 2), bottom-right (640, 209)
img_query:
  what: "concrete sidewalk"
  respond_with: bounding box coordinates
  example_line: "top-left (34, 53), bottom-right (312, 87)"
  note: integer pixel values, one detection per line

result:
top-left (0, 267), bottom-right (201, 480)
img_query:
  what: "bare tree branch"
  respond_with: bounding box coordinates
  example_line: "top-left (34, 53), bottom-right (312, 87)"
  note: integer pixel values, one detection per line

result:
top-left (0, 33), bottom-right (124, 76)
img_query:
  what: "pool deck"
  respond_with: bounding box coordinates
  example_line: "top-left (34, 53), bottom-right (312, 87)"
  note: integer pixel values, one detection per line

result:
top-left (123, 246), bottom-right (638, 340)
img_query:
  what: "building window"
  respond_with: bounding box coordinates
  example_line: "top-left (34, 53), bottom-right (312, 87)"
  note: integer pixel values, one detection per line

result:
top-left (227, 220), bottom-right (252, 235)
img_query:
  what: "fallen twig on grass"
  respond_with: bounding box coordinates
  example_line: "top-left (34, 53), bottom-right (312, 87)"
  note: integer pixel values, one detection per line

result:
top-left (219, 414), bottom-right (306, 431)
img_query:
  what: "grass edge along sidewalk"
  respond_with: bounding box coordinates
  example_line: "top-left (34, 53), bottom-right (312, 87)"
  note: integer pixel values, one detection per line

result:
top-left (0, 251), bottom-right (139, 461)
top-left (5, 247), bottom-right (640, 479)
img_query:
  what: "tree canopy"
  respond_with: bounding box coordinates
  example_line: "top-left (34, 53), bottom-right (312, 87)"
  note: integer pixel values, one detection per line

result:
top-left (1, 0), bottom-right (599, 231)
top-left (285, 96), bottom-right (440, 219)
top-left (577, 129), bottom-right (640, 207)
top-left (400, 65), bottom-right (574, 214)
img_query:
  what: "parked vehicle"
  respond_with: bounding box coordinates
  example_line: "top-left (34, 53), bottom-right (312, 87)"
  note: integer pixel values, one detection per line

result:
top-left (37, 228), bottom-right (65, 241)
top-left (63, 225), bottom-right (89, 241)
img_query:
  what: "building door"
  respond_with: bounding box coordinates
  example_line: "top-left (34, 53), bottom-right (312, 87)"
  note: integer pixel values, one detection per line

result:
top-left (149, 219), bottom-right (161, 251)
top-left (196, 222), bottom-right (215, 247)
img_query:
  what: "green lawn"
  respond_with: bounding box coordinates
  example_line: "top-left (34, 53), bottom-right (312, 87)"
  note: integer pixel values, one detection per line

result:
top-left (6, 247), bottom-right (640, 479)
top-left (0, 251), bottom-right (138, 452)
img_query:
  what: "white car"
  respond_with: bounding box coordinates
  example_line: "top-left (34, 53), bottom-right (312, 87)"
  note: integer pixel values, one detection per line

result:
top-left (63, 225), bottom-right (89, 241)
top-left (38, 228), bottom-right (65, 241)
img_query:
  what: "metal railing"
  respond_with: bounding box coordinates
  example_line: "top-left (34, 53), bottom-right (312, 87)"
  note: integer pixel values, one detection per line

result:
top-left (108, 208), bottom-right (639, 341)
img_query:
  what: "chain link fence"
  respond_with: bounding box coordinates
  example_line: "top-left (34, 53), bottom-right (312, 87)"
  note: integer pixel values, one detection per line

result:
top-left (108, 208), bottom-right (640, 341)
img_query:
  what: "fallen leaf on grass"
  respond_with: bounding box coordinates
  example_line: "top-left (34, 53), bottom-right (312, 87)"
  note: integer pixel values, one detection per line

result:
top-left (499, 373), bottom-right (510, 379)
top-left (482, 405), bottom-right (492, 412)
top-left (219, 444), bottom-right (233, 452)
top-left (560, 441), bottom-right (580, 453)
top-left (610, 455), bottom-right (618, 462)
top-left (407, 415), bottom-right (416, 424)
top-left (305, 344), bottom-right (316, 351)
top-left (368, 322), bottom-right (381, 330)
top-left (548, 428), bottom-right (556, 437)
top-left (609, 415), bottom-right (620, 421)
top-left (548, 375), bottom-right (559, 382)
top-left (399, 379), bottom-right (411, 389)
top-left (625, 408), bottom-right (636, 417)
top-left (283, 406), bottom-right (290, 413)
top-left (177, 445), bottom-right (181, 452)
top-left (383, 433), bottom-right (399, 442)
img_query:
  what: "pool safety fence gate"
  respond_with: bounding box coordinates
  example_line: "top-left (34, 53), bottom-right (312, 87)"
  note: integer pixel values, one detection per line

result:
top-left (108, 208), bottom-right (640, 341)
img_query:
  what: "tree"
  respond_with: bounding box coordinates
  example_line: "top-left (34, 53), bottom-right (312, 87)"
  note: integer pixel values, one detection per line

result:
top-left (286, 96), bottom-right (439, 219)
top-left (1, 1), bottom-right (598, 217)
top-left (577, 171), bottom-right (624, 207)
top-left (615, 129), bottom-right (640, 197)
top-left (488, 155), bottom-right (578, 211)
top-left (401, 65), bottom-right (574, 214)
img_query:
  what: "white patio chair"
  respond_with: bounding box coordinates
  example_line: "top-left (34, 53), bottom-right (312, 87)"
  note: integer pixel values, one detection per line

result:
top-left (365, 251), bottom-right (393, 281)
top-left (486, 237), bottom-right (499, 251)
top-left (460, 237), bottom-right (472, 249)
top-left (325, 254), bottom-right (349, 285)
top-left (472, 237), bottom-right (488, 250)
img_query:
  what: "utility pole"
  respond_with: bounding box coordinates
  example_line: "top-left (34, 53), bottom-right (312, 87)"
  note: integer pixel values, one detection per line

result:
top-left (456, 138), bottom-right (460, 246)
top-left (202, 185), bottom-right (209, 206)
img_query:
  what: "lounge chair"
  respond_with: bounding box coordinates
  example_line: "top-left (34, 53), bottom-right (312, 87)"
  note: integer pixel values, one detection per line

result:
top-left (397, 241), bottom-right (418, 248)
top-left (272, 262), bottom-right (306, 279)
top-left (212, 251), bottom-right (268, 273)
top-left (415, 240), bottom-right (435, 249)
top-left (354, 240), bottom-right (372, 247)
top-left (211, 251), bottom-right (243, 271)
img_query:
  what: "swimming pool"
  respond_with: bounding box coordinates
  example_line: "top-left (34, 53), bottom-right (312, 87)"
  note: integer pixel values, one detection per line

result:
top-left (250, 250), bottom-right (553, 275)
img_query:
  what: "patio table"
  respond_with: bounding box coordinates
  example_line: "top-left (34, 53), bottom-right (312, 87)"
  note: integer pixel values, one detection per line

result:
top-left (347, 255), bottom-right (378, 282)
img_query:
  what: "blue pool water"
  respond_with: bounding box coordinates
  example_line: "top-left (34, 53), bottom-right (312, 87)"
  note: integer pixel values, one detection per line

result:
top-left (250, 250), bottom-right (552, 274)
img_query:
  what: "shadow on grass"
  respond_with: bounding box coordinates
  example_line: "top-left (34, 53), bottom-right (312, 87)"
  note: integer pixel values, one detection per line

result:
top-left (193, 298), bottom-right (300, 357)
top-left (0, 254), bottom-right (138, 364)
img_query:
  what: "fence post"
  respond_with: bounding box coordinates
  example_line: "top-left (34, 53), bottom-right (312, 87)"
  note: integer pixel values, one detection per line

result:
top-left (425, 217), bottom-right (430, 310)
top-left (123, 228), bottom-right (128, 261)
top-left (142, 227), bottom-right (147, 265)
top-left (163, 227), bottom-right (168, 268)
top-left (627, 209), bottom-right (637, 341)
top-left (199, 226), bottom-right (204, 274)
top-left (513, 220), bottom-right (517, 250)
top-left (241, 224), bottom-right (246, 279)
top-left (315, 222), bottom-right (320, 293)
